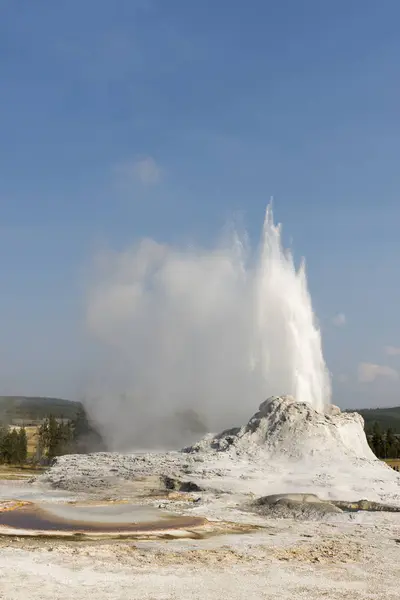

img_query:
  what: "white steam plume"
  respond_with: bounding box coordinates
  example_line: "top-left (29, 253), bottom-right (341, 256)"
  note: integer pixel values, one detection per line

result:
top-left (84, 203), bottom-right (331, 450)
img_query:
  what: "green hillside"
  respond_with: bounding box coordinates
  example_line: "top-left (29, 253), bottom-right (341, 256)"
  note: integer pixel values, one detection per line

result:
top-left (0, 396), bottom-right (82, 421)
top-left (350, 406), bottom-right (400, 433)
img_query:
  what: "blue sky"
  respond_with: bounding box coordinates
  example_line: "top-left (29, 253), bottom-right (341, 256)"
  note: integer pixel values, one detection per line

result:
top-left (1, 0), bottom-right (400, 408)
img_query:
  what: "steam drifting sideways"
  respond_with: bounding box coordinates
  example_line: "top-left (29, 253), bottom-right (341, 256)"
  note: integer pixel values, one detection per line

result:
top-left (85, 203), bottom-right (331, 450)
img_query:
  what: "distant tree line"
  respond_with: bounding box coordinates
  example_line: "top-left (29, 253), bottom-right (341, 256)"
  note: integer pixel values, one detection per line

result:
top-left (0, 425), bottom-right (27, 465)
top-left (36, 416), bottom-right (74, 462)
top-left (0, 405), bottom-right (105, 466)
top-left (36, 406), bottom-right (105, 463)
top-left (367, 422), bottom-right (400, 459)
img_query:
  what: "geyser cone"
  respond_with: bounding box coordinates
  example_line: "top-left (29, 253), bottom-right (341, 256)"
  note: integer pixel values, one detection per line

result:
top-left (186, 395), bottom-right (377, 463)
top-left (41, 394), bottom-right (400, 507)
top-left (85, 203), bottom-right (331, 450)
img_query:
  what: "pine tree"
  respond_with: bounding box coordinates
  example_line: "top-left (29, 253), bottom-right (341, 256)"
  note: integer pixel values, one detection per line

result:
top-left (0, 431), bottom-right (12, 464)
top-left (372, 422), bottom-right (384, 458)
top-left (38, 416), bottom-right (75, 461)
top-left (9, 429), bottom-right (19, 464)
top-left (72, 405), bottom-right (105, 453)
top-left (38, 416), bottom-right (60, 461)
top-left (38, 418), bottom-right (49, 457)
top-left (0, 429), bottom-right (21, 464)
top-left (392, 435), bottom-right (400, 459)
top-left (73, 406), bottom-right (90, 441)
top-left (0, 423), bottom-right (7, 464)
top-left (57, 420), bottom-right (73, 455)
top-left (17, 427), bottom-right (28, 464)
top-left (386, 428), bottom-right (395, 459)
top-left (48, 415), bottom-right (60, 459)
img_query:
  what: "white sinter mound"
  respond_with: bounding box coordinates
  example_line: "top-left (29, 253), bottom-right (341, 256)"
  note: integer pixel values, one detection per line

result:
top-left (40, 396), bottom-right (400, 508)
top-left (187, 395), bottom-right (376, 462)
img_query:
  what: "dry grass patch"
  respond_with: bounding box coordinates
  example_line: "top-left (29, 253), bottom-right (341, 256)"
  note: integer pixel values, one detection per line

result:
top-left (385, 459), bottom-right (400, 469)
top-left (0, 465), bottom-right (45, 480)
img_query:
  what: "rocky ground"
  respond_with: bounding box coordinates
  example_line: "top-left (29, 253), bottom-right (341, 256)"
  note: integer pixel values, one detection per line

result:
top-left (0, 511), bottom-right (400, 599)
top-left (38, 397), bottom-right (400, 509)
top-left (1, 397), bottom-right (400, 599)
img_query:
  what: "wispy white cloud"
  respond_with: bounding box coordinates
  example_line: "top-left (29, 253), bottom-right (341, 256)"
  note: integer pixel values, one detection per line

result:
top-left (357, 362), bottom-right (399, 383)
top-left (332, 312), bottom-right (346, 327)
top-left (384, 345), bottom-right (400, 356)
top-left (113, 156), bottom-right (163, 187)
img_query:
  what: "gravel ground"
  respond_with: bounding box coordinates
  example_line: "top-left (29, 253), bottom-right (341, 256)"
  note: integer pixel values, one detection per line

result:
top-left (0, 515), bottom-right (399, 600)
top-left (2, 398), bottom-right (400, 599)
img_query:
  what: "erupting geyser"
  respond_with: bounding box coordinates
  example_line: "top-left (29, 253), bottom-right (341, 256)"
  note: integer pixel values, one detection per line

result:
top-left (86, 202), bottom-right (331, 449)
top-left (252, 205), bottom-right (331, 413)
